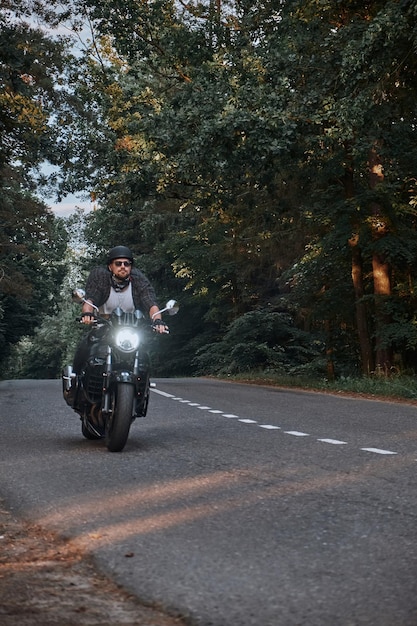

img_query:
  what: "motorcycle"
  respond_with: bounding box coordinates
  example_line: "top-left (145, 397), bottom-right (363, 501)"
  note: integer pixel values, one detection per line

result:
top-left (62, 289), bottom-right (179, 452)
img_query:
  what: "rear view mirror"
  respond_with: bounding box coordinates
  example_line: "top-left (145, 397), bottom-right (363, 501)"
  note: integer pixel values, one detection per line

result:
top-left (72, 288), bottom-right (86, 303)
top-left (166, 300), bottom-right (179, 316)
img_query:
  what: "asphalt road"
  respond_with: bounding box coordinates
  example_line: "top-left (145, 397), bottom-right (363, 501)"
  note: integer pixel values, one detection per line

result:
top-left (0, 378), bottom-right (416, 626)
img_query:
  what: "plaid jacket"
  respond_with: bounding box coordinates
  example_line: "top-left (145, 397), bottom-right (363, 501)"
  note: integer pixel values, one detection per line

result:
top-left (85, 266), bottom-right (158, 315)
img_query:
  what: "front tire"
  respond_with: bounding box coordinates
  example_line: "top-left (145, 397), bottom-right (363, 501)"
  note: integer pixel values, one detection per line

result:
top-left (105, 383), bottom-right (135, 452)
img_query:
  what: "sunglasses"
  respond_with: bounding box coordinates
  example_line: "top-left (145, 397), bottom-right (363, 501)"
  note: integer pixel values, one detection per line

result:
top-left (113, 260), bottom-right (132, 267)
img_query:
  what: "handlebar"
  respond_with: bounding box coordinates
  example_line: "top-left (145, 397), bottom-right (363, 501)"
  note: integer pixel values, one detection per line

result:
top-left (76, 315), bottom-right (169, 333)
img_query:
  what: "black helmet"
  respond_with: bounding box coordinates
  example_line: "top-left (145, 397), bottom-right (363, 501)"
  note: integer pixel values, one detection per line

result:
top-left (107, 246), bottom-right (134, 264)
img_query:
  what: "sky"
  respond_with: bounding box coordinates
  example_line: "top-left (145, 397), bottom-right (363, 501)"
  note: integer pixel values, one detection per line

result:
top-left (46, 193), bottom-right (93, 217)
top-left (39, 163), bottom-right (94, 217)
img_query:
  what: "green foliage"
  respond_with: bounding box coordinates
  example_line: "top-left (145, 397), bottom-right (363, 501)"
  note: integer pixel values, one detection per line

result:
top-left (0, 6), bottom-right (73, 178)
top-left (229, 371), bottom-right (417, 401)
top-left (2, 304), bottom-right (84, 380)
top-left (0, 2), bottom-right (76, 375)
top-left (5, 0), bottom-right (417, 380)
top-left (54, 0), bottom-right (417, 380)
top-left (0, 183), bottom-right (69, 373)
top-left (193, 309), bottom-right (325, 376)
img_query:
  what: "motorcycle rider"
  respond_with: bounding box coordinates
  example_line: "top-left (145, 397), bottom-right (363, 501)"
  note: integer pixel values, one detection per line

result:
top-left (72, 245), bottom-right (168, 374)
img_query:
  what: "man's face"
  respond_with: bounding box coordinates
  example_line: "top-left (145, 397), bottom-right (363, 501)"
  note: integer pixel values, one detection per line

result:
top-left (109, 258), bottom-right (132, 279)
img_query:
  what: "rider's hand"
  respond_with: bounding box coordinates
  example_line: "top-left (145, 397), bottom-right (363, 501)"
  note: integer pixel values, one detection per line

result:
top-left (152, 319), bottom-right (169, 334)
top-left (80, 312), bottom-right (96, 325)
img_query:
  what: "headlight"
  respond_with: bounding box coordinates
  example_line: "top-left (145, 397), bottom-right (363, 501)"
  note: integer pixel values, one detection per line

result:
top-left (115, 328), bottom-right (140, 352)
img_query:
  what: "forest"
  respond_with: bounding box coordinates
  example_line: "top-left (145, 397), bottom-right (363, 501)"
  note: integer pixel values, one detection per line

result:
top-left (1, 0), bottom-right (417, 385)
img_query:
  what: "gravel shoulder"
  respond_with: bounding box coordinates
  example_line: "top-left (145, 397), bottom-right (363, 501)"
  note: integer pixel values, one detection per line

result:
top-left (0, 499), bottom-right (186, 626)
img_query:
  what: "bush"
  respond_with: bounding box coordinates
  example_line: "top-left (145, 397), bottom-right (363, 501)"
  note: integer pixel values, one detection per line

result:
top-left (193, 309), bottom-right (325, 376)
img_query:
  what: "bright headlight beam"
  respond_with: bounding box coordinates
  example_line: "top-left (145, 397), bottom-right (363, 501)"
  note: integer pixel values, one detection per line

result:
top-left (116, 328), bottom-right (140, 352)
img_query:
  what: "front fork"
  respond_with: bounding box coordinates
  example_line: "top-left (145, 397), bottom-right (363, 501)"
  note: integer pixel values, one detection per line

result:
top-left (102, 345), bottom-right (113, 414)
top-left (101, 346), bottom-right (143, 414)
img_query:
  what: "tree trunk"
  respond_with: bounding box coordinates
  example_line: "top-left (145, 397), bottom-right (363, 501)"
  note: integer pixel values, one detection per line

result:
top-left (372, 253), bottom-right (392, 374)
top-left (324, 319), bottom-right (335, 380)
top-left (368, 143), bottom-right (392, 375)
top-left (344, 143), bottom-right (374, 374)
top-left (350, 240), bottom-right (374, 374)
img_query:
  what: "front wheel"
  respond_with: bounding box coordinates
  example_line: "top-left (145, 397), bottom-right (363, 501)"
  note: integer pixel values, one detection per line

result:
top-left (105, 383), bottom-right (135, 452)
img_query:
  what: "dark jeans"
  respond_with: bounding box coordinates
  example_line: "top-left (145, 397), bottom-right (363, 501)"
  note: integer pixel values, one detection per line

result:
top-left (73, 324), bottom-right (111, 373)
top-left (72, 333), bottom-right (91, 374)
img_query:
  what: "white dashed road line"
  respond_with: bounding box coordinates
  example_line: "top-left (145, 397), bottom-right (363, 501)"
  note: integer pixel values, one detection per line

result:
top-left (153, 389), bottom-right (175, 398)
top-left (318, 438), bottom-right (348, 445)
top-left (151, 387), bottom-right (401, 457)
top-left (361, 448), bottom-right (398, 455)
top-left (284, 431), bottom-right (309, 437)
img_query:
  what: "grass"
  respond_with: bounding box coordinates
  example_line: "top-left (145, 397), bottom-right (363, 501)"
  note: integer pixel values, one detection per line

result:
top-left (225, 371), bottom-right (417, 402)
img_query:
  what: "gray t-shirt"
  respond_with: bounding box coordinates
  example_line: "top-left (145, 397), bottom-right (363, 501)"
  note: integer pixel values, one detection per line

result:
top-left (99, 283), bottom-right (135, 314)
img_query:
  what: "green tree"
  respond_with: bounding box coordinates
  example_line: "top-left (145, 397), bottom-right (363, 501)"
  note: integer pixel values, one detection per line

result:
top-left (55, 0), bottom-right (417, 379)
top-left (274, 0), bottom-right (417, 375)
top-left (0, 1), bottom-right (74, 374)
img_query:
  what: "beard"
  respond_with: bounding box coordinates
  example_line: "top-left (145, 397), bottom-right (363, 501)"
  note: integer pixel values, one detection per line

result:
top-left (110, 274), bottom-right (131, 292)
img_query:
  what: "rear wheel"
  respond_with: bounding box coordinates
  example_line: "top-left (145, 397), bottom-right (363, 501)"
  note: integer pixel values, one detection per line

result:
top-left (105, 383), bottom-right (135, 452)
